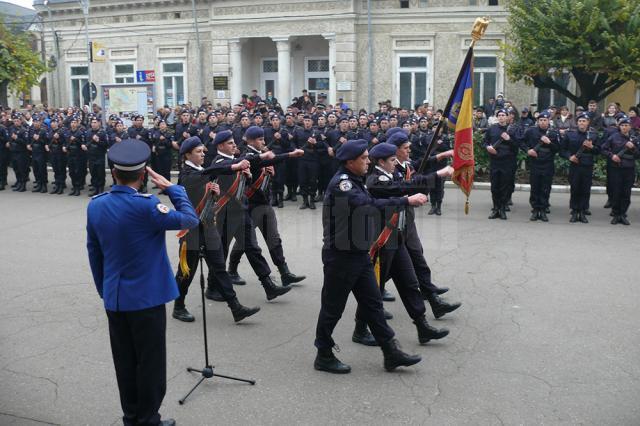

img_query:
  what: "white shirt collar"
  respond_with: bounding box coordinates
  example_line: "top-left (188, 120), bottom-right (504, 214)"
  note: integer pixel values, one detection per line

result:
top-left (247, 145), bottom-right (261, 154)
top-left (216, 151), bottom-right (235, 160)
top-left (185, 160), bottom-right (203, 171)
top-left (374, 165), bottom-right (393, 179)
top-left (395, 158), bottom-right (409, 169)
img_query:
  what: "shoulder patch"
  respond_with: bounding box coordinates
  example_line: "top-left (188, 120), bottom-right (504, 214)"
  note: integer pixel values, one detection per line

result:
top-left (377, 175), bottom-right (390, 182)
top-left (156, 203), bottom-right (170, 214)
top-left (91, 191), bottom-right (109, 199)
top-left (339, 174), bottom-right (349, 180)
top-left (339, 180), bottom-right (353, 192)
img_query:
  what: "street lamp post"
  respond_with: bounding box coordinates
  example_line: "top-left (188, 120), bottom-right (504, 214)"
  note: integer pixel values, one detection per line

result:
top-left (80, 0), bottom-right (92, 106)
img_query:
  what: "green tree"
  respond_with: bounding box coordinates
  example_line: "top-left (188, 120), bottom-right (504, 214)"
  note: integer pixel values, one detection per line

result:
top-left (501, 0), bottom-right (640, 107)
top-left (0, 16), bottom-right (47, 107)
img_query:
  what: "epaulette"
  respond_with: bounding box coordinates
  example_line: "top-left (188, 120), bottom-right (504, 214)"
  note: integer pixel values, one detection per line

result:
top-left (215, 158), bottom-right (225, 163)
top-left (133, 193), bottom-right (154, 198)
top-left (338, 174), bottom-right (349, 180)
top-left (91, 192), bottom-right (109, 200)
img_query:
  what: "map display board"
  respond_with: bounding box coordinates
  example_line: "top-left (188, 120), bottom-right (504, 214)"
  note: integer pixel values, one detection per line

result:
top-left (101, 84), bottom-right (155, 127)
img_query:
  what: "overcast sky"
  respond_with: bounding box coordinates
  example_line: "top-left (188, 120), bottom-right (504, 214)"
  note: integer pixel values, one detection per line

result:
top-left (3, 0), bottom-right (35, 10)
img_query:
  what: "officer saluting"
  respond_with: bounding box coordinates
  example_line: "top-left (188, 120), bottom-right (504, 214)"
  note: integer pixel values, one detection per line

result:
top-left (314, 139), bottom-right (425, 374)
top-left (87, 139), bottom-right (198, 425)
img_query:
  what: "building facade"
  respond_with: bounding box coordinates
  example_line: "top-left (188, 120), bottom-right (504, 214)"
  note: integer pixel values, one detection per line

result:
top-left (32, 0), bottom-right (638, 112)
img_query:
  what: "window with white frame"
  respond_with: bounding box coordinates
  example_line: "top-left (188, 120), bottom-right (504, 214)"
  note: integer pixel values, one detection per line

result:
top-left (70, 65), bottom-right (88, 106)
top-left (305, 57), bottom-right (329, 104)
top-left (537, 72), bottom-right (570, 109)
top-left (162, 61), bottom-right (186, 107)
top-left (473, 56), bottom-right (497, 108)
top-left (397, 55), bottom-right (429, 109)
top-left (114, 63), bottom-right (135, 84)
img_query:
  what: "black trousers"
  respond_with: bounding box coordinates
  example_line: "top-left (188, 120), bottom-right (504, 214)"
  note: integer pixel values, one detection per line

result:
top-left (31, 154), bottom-right (48, 184)
top-left (68, 154), bottom-right (87, 188)
top-left (106, 305), bottom-right (166, 426)
top-left (0, 151), bottom-right (9, 184)
top-left (11, 152), bottom-right (29, 184)
top-left (50, 154), bottom-right (67, 186)
top-left (428, 175), bottom-right (445, 203)
top-left (529, 166), bottom-right (554, 209)
top-left (317, 155), bottom-right (333, 193)
top-left (88, 158), bottom-right (106, 188)
top-left (568, 164), bottom-right (593, 211)
top-left (609, 166), bottom-right (635, 216)
top-left (176, 247), bottom-right (237, 304)
top-left (404, 222), bottom-right (439, 295)
top-left (156, 154), bottom-right (172, 182)
top-left (298, 159), bottom-right (319, 196)
top-left (285, 157), bottom-right (299, 188)
top-left (372, 243), bottom-right (426, 320)
top-left (216, 209), bottom-right (271, 279)
top-left (272, 161), bottom-right (286, 193)
top-left (490, 160), bottom-right (515, 208)
top-left (315, 250), bottom-right (395, 349)
top-left (228, 204), bottom-right (285, 270)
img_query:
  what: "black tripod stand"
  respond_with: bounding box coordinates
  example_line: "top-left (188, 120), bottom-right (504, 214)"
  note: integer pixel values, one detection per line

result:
top-left (179, 226), bottom-right (255, 405)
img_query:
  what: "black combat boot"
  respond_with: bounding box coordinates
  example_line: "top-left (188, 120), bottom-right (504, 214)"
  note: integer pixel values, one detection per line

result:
top-left (414, 315), bottom-right (449, 344)
top-left (228, 298), bottom-right (260, 323)
top-left (32, 182), bottom-right (42, 192)
top-left (261, 276), bottom-right (291, 300)
top-left (205, 285), bottom-right (225, 302)
top-left (530, 209), bottom-right (539, 221)
top-left (499, 206), bottom-right (508, 220)
top-left (17, 182), bottom-right (26, 192)
top-left (88, 186), bottom-right (98, 197)
top-left (68, 187), bottom-right (76, 196)
top-left (584, 209), bottom-right (591, 216)
top-left (380, 338), bottom-right (422, 372)
top-left (488, 204), bottom-right (500, 219)
top-left (619, 215), bottom-right (630, 226)
top-left (50, 184), bottom-right (58, 194)
top-left (289, 185), bottom-right (297, 202)
top-left (271, 190), bottom-right (279, 207)
top-left (299, 195), bottom-right (309, 210)
top-left (57, 185), bottom-right (65, 194)
top-left (352, 319), bottom-right (378, 346)
top-left (277, 263), bottom-right (306, 286)
top-left (308, 197), bottom-right (316, 210)
top-left (611, 215), bottom-right (620, 225)
top-left (538, 210), bottom-right (548, 222)
top-left (172, 300), bottom-right (195, 322)
top-left (383, 308), bottom-right (393, 320)
top-left (579, 210), bottom-right (589, 223)
top-left (435, 201), bottom-right (442, 216)
top-left (228, 263), bottom-right (246, 285)
top-left (426, 292), bottom-right (462, 319)
top-left (569, 210), bottom-right (578, 223)
top-left (40, 183), bottom-right (47, 193)
top-left (277, 192), bottom-right (284, 208)
top-left (314, 347), bottom-right (351, 374)
top-left (428, 202), bottom-right (437, 215)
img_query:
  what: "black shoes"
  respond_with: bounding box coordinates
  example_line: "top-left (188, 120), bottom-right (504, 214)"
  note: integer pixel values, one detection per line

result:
top-left (300, 195), bottom-right (309, 210)
top-left (382, 289), bottom-right (395, 302)
top-left (277, 192), bottom-right (284, 208)
top-left (381, 338), bottom-right (422, 372)
top-left (414, 315), bottom-right (449, 344)
top-left (314, 348), bottom-right (351, 374)
top-left (32, 183), bottom-right (41, 192)
top-left (383, 309), bottom-right (393, 320)
top-left (308, 198), bottom-right (316, 210)
top-left (604, 200), bottom-right (611, 208)
top-left (261, 276), bottom-right (291, 300)
top-left (530, 209), bottom-right (539, 221)
top-left (435, 201), bottom-right (442, 216)
top-left (205, 286), bottom-right (225, 302)
top-left (434, 286), bottom-right (449, 295)
top-left (426, 294), bottom-right (462, 319)
top-left (228, 268), bottom-right (246, 285)
top-left (611, 215), bottom-right (620, 225)
top-left (352, 320), bottom-right (378, 346)
top-left (612, 215), bottom-right (630, 226)
top-left (488, 208), bottom-right (500, 219)
top-left (229, 298), bottom-right (260, 322)
top-left (579, 211), bottom-right (589, 223)
top-left (278, 263), bottom-right (306, 286)
top-left (160, 419), bottom-right (176, 426)
top-left (499, 207), bottom-right (507, 220)
top-left (172, 303), bottom-right (195, 322)
top-left (569, 210), bottom-right (578, 223)
top-left (68, 187), bottom-right (80, 196)
top-left (428, 203), bottom-right (437, 215)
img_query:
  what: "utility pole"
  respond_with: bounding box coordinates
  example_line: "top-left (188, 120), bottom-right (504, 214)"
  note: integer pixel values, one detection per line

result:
top-left (191, 0), bottom-right (204, 103)
top-left (80, 0), bottom-right (92, 106)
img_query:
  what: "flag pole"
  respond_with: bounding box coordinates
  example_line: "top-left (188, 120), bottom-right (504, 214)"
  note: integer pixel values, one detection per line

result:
top-left (416, 17), bottom-right (490, 174)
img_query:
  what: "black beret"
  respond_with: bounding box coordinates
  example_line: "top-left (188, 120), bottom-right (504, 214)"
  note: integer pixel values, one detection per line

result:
top-left (108, 139), bottom-right (150, 171)
top-left (213, 130), bottom-right (234, 146)
top-left (387, 132), bottom-right (409, 147)
top-left (385, 127), bottom-right (405, 138)
top-left (538, 111), bottom-right (551, 119)
top-left (576, 112), bottom-right (590, 121)
top-left (369, 143), bottom-right (397, 159)
top-left (336, 139), bottom-right (368, 162)
top-left (179, 136), bottom-right (203, 155)
top-left (245, 126), bottom-right (264, 140)
top-left (618, 116), bottom-right (631, 125)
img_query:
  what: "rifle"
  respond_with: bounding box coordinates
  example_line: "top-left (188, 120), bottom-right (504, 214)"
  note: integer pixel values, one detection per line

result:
top-left (576, 128), bottom-right (597, 159)
top-left (533, 128), bottom-right (558, 153)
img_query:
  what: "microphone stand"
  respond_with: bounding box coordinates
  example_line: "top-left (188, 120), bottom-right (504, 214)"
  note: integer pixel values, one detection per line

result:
top-left (179, 222), bottom-right (256, 405)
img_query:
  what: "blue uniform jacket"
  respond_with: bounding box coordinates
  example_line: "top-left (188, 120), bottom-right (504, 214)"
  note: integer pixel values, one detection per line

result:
top-left (86, 184), bottom-right (199, 311)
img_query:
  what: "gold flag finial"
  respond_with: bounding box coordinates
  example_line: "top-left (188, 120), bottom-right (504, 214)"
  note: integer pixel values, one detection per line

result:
top-left (471, 17), bottom-right (491, 43)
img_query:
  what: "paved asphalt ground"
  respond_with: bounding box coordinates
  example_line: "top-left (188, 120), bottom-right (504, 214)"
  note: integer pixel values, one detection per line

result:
top-left (1, 177), bottom-right (639, 425)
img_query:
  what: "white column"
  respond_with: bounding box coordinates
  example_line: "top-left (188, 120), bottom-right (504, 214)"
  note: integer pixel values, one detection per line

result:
top-left (323, 33), bottom-right (337, 107)
top-left (228, 38), bottom-right (243, 105)
top-left (272, 36), bottom-right (290, 108)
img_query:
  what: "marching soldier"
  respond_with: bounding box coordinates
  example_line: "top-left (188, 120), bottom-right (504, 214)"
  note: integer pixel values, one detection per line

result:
top-left (483, 109), bottom-right (519, 220)
top-left (314, 139), bottom-right (424, 374)
top-left (85, 116), bottom-right (109, 196)
top-left (150, 119), bottom-right (174, 182)
top-left (601, 116), bottom-right (639, 225)
top-left (520, 111), bottom-right (560, 221)
top-left (560, 112), bottom-right (600, 223)
top-left (48, 119), bottom-right (67, 194)
top-left (205, 130), bottom-right (292, 301)
top-left (173, 137), bottom-right (260, 322)
top-left (8, 113), bottom-right (30, 192)
top-left (227, 126), bottom-right (306, 287)
top-left (424, 131), bottom-right (451, 216)
top-left (64, 116), bottom-right (87, 196)
top-left (27, 115), bottom-right (49, 193)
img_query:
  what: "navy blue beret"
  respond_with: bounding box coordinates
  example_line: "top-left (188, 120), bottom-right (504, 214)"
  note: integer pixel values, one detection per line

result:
top-left (496, 109), bottom-right (508, 116)
top-left (213, 130), bottom-right (234, 146)
top-left (336, 139), bottom-right (368, 162)
top-left (378, 116), bottom-right (389, 123)
top-left (369, 143), bottom-right (397, 160)
top-left (387, 132), bottom-right (409, 147)
top-left (538, 111), bottom-right (551, 119)
top-left (338, 116), bottom-right (349, 123)
top-left (108, 139), bottom-right (150, 171)
top-left (618, 116), bottom-right (631, 125)
top-left (179, 136), bottom-right (203, 155)
top-left (385, 127), bottom-right (405, 138)
top-left (245, 125), bottom-right (264, 140)
top-left (576, 112), bottom-right (590, 121)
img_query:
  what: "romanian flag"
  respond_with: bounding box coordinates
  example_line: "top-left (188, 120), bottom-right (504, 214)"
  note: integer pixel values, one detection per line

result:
top-left (445, 48), bottom-right (475, 214)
